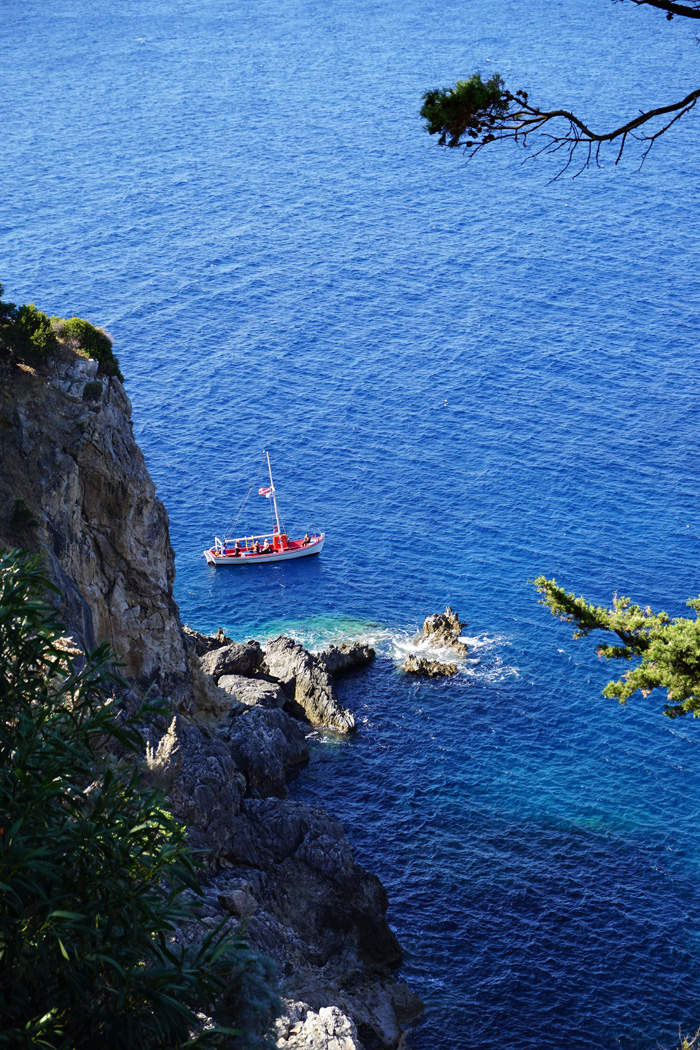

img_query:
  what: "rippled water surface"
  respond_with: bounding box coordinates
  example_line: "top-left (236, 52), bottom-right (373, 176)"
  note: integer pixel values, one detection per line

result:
top-left (4, 0), bottom-right (700, 1045)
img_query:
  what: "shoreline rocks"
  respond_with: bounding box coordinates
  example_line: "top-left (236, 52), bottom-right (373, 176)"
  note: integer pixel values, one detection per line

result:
top-left (200, 639), bottom-right (265, 680)
top-left (263, 636), bottom-right (356, 734)
top-left (403, 653), bottom-right (458, 677)
top-left (218, 674), bottom-right (288, 709)
top-left (316, 643), bottom-right (375, 678)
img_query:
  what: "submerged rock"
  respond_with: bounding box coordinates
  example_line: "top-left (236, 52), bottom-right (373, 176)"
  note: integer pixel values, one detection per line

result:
top-left (264, 636), bottom-right (356, 734)
top-left (403, 653), bottom-right (458, 677)
top-left (316, 642), bottom-right (375, 677)
top-left (419, 605), bottom-right (468, 655)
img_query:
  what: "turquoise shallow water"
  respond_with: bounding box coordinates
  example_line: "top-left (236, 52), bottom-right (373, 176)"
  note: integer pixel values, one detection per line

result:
top-left (4, 0), bottom-right (700, 1045)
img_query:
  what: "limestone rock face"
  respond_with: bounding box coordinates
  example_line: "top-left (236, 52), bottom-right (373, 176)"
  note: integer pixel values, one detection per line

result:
top-left (0, 354), bottom-right (190, 703)
top-left (264, 636), bottom-right (356, 733)
top-left (316, 643), bottom-right (375, 678)
top-left (224, 798), bottom-right (401, 968)
top-left (168, 720), bottom-right (246, 863)
top-left (419, 605), bottom-right (468, 655)
top-left (403, 653), bottom-right (458, 677)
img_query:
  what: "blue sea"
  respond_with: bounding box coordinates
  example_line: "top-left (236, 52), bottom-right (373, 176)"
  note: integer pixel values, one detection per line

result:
top-left (4, 1), bottom-right (700, 1046)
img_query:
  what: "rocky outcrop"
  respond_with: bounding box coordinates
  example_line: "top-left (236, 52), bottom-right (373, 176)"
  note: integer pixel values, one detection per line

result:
top-left (167, 718), bottom-right (247, 863)
top-left (219, 707), bottom-right (309, 799)
top-left (418, 606), bottom-right (468, 655)
top-left (182, 624), bottom-right (232, 658)
top-left (264, 636), bottom-right (356, 734)
top-left (218, 674), bottom-right (287, 709)
top-left (403, 653), bottom-right (458, 677)
top-left (275, 1002), bottom-right (362, 1050)
top-left (200, 639), bottom-right (265, 680)
top-left (316, 643), bottom-right (375, 677)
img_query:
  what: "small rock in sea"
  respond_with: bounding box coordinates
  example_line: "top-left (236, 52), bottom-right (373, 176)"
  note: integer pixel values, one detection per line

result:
top-left (419, 605), bottom-right (468, 655)
top-left (403, 654), bottom-right (458, 677)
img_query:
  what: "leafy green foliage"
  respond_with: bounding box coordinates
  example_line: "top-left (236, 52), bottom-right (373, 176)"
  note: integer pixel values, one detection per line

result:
top-left (0, 284), bottom-right (17, 326)
top-left (54, 317), bottom-right (123, 380)
top-left (9, 499), bottom-right (38, 539)
top-left (0, 550), bottom-right (273, 1047)
top-left (0, 290), bottom-right (58, 366)
top-left (82, 380), bottom-right (104, 402)
top-left (420, 73), bottom-right (518, 148)
top-left (0, 284), bottom-right (123, 378)
top-left (533, 575), bottom-right (700, 718)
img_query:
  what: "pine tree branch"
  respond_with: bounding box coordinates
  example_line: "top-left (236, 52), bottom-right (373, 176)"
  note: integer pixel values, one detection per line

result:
top-left (421, 75), bottom-right (700, 175)
top-left (621, 0), bottom-right (700, 20)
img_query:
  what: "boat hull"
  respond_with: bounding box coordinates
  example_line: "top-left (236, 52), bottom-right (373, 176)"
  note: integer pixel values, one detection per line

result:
top-left (204, 535), bottom-right (324, 566)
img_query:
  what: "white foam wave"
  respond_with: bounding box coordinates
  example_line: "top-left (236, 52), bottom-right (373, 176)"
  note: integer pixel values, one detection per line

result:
top-left (248, 617), bottom-right (519, 684)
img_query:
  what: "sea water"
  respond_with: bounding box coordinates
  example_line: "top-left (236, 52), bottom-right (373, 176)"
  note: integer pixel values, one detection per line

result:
top-left (4, 0), bottom-right (700, 1045)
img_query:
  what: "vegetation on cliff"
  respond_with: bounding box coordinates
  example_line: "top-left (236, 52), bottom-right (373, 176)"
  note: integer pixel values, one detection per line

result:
top-left (0, 283), bottom-right (122, 379)
top-left (0, 550), bottom-right (275, 1048)
top-left (533, 576), bottom-right (700, 718)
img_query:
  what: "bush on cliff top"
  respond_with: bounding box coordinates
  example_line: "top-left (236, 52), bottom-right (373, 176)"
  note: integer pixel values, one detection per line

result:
top-left (0, 286), bottom-right (58, 366)
top-left (52, 315), bottom-right (123, 380)
top-left (0, 549), bottom-right (274, 1048)
top-left (0, 283), bottom-right (122, 378)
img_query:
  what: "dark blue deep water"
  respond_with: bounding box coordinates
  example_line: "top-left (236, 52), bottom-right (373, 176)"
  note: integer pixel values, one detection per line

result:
top-left (4, 1), bottom-right (700, 1046)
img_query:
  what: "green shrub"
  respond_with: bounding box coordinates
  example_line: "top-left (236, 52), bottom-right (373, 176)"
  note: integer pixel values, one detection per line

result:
top-left (9, 498), bottom-right (38, 537)
top-left (82, 380), bottom-right (104, 402)
top-left (0, 550), bottom-right (273, 1048)
top-left (0, 286), bottom-right (123, 378)
top-left (15, 303), bottom-right (59, 363)
top-left (0, 296), bottom-right (58, 366)
top-left (58, 316), bottom-right (123, 380)
top-left (0, 283), bottom-right (17, 325)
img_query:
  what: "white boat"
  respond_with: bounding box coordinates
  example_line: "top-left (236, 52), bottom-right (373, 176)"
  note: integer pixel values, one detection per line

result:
top-left (203, 452), bottom-right (324, 567)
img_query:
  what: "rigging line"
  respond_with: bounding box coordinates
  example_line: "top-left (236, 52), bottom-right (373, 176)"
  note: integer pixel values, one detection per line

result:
top-left (222, 453), bottom-right (266, 539)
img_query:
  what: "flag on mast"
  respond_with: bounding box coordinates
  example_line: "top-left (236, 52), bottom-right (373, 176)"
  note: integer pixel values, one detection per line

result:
top-left (258, 486), bottom-right (274, 498)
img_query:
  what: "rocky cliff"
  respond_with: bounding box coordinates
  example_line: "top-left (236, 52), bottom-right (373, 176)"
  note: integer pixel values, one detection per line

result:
top-left (0, 348), bottom-right (189, 702)
top-left (0, 347), bottom-right (421, 1049)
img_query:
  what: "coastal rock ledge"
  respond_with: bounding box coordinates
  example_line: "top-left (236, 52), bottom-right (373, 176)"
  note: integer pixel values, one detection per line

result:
top-left (0, 350), bottom-right (420, 1049)
top-left (263, 635), bottom-right (357, 733)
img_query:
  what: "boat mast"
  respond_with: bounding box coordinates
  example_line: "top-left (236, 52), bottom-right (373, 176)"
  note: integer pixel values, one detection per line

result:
top-left (266, 450), bottom-right (282, 534)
